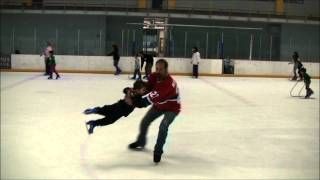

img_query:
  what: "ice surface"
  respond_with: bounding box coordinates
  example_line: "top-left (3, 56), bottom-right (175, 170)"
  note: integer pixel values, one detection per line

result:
top-left (1, 72), bottom-right (319, 179)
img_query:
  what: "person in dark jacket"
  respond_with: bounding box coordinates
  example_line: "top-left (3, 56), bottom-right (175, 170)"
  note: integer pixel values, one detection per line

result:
top-left (108, 44), bottom-right (122, 75)
top-left (300, 68), bottom-right (314, 98)
top-left (138, 51), bottom-right (154, 79)
top-left (40, 41), bottom-right (53, 75)
top-left (289, 51), bottom-right (303, 81)
top-left (84, 80), bottom-right (148, 134)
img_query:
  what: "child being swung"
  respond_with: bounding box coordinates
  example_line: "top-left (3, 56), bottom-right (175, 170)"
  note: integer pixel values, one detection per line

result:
top-left (84, 80), bottom-right (149, 134)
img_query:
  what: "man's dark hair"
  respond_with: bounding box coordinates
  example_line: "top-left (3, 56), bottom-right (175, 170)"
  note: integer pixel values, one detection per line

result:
top-left (156, 59), bottom-right (168, 69)
top-left (133, 80), bottom-right (147, 90)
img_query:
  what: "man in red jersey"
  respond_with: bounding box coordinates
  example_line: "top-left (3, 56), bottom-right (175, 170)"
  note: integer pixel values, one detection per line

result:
top-left (126, 59), bottom-right (181, 163)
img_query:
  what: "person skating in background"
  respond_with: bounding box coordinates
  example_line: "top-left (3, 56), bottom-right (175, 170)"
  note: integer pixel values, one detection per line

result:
top-left (108, 44), bottom-right (122, 75)
top-left (84, 80), bottom-right (148, 134)
top-left (47, 51), bottom-right (60, 80)
top-left (130, 53), bottom-right (142, 80)
top-left (139, 51), bottom-right (154, 79)
top-left (300, 68), bottom-right (314, 98)
top-left (289, 51), bottom-right (303, 81)
top-left (40, 41), bottom-right (53, 76)
top-left (191, 47), bottom-right (201, 78)
top-left (128, 59), bottom-right (181, 163)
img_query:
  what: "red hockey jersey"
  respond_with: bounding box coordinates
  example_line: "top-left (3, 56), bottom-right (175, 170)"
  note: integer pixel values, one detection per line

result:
top-left (144, 73), bottom-right (181, 114)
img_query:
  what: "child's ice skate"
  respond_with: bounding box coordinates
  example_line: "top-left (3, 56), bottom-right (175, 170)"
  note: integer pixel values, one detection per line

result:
top-left (85, 121), bottom-right (96, 135)
top-left (128, 141), bottom-right (145, 151)
top-left (291, 76), bottom-right (297, 81)
top-left (83, 108), bottom-right (98, 115)
top-left (305, 89), bottom-right (314, 98)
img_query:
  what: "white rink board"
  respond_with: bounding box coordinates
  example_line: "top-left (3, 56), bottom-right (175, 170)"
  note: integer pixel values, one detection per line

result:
top-left (12, 54), bottom-right (319, 77)
top-left (11, 54), bottom-right (223, 74)
top-left (234, 59), bottom-right (320, 76)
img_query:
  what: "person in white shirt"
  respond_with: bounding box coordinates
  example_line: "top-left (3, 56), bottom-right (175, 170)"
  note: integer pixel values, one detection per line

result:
top-left (191, 47), bottom-right (201, 78)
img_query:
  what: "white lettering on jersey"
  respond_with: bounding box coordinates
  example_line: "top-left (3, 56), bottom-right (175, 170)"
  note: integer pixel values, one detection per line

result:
top-left (172, 80), bottom-right (180, 95)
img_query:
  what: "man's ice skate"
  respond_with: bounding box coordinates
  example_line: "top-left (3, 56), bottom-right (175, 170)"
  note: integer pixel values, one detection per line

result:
top-left (128, 141), bottom-right (145, 151)
top-left (153, 152), bottom-right (162, 163)
top-left (85, 121), bottom-right (96, 135)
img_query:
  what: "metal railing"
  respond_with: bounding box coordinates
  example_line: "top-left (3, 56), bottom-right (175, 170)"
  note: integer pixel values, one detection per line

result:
top-left (1, 0), bottom-right (319, 20)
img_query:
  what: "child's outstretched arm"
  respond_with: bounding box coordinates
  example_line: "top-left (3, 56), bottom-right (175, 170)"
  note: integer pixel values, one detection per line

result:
top-left (132, 95), bottom-right (151, 108)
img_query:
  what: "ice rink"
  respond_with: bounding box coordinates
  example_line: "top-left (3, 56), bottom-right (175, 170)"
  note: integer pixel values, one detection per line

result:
top-left (1, 72), bottom-right (319, 179)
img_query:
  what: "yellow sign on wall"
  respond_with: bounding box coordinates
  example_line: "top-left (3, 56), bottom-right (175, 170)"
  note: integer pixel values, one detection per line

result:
top-left (275, 0), bottom-right (284, 15)
top-left (139, 0), bottom-right (147, 9)
top-left (168, 0), bottom-right (176, 9)
top-left (23, 0), bottom-right (32, 6)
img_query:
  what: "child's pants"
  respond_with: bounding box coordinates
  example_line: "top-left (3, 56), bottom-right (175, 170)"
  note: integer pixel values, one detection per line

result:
top-left (133, 69), bottom-right (141, 79)
top-left (49, 65), bottom-right (59, 78)
top-left (193, 64), bottom-right (198, 78)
